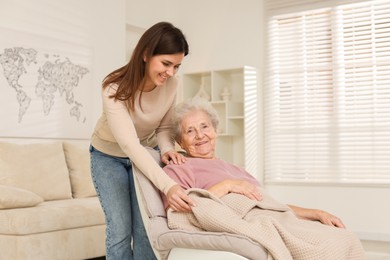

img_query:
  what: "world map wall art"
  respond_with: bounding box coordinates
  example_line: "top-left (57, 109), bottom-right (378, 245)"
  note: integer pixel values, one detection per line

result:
top-left (0, 27), bottom-right (92, 139)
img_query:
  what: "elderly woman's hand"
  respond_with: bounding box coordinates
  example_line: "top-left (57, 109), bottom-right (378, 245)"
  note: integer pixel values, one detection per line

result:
top-left (161, 150), bottom-right (187, 165)
top-left (289, 205), bottom-right (346, 228)
top-left (208, 179), bottom-right (263, 201)
top-left (314, 209), bottom-right (345, 228)
top-left (166, 184), bottom-right (196, 212)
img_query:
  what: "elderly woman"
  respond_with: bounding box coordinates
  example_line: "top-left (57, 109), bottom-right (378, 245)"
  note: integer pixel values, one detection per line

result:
top-left (164, 97), bottom-right (342, 226)
top-left (161, 97), bottom-right (365, 260)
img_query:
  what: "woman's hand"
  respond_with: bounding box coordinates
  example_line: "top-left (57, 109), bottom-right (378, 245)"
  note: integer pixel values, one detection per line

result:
top-left (208, 179), bottom-right (263, 201)
top-left (166, 184), bottom-right (196, 212)
top-left (314, 209), bottom-right (345, 228)
top-left (289, 205), bottom-right (346, 228)
top-left (161, 150), bottom-right (187, 165)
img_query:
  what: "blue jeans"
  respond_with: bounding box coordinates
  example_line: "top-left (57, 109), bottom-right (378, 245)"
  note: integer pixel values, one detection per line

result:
top-left (90, 145), bottom-right (157, 260)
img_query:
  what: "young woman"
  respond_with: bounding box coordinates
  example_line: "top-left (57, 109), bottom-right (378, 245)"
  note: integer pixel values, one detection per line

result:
top-left (90, 22), bottom-right (194, 260)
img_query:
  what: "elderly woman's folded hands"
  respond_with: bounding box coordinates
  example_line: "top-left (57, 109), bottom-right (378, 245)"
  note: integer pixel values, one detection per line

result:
top-left (207, 179), bottom-right (263, 201)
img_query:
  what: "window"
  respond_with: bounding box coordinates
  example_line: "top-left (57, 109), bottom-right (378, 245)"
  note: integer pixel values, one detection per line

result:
top-left (265, 0), bottom-right (390, 184)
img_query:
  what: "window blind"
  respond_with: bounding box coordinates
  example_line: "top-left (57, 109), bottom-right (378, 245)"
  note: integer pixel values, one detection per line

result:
top-left (265, 0), bottom-right (390, 184)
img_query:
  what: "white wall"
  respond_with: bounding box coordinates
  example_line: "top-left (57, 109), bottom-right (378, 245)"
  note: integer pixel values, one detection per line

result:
top-left (126, 0), bottom-right (264, 73)
top-left (266, 185), bottom-right (390, 243)
top-left (85, 0), bottom-right (126, 123)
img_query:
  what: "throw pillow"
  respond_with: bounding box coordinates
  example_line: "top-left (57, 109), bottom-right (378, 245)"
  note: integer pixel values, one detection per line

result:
top-left (0, 184), bottom-right (43, 209)
top-left (63, 141), bottom-right (97, 198)
top-left (0, 141), bottom-right (72, 201)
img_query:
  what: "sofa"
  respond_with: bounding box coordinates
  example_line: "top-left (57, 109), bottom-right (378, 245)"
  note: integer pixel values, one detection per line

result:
top-left (0, 141), bottom-right (106, 260)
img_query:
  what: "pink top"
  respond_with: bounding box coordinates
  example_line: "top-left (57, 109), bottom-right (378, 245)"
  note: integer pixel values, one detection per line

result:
top-left (162, 157), bottom-right (260, 208)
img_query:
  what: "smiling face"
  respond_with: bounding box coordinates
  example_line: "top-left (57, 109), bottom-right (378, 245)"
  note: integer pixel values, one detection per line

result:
top-left (178, 110), bottom-right (217, 159)
top-left (143, 53), bottom-right (184, 91)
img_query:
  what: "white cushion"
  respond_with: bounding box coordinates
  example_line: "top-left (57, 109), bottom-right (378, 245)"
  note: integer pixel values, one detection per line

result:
top-left (0, 184), bottom-right (43, 209)
top-left (0, 142), bottom-right (72, 201)
top-left (63, 142), bottom-right (96, 198)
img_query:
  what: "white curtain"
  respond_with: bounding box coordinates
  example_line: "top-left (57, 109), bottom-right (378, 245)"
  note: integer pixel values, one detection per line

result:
top-left (265, 0), bottom-right (390, 184)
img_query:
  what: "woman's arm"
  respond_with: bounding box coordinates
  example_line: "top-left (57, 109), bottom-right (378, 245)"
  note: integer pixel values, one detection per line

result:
top-left (288, 205), bottom-right (345, 228)
top-left (103, 85), bottom-right (194, 211)
top-left (208, 179), bottom-right (262, 201)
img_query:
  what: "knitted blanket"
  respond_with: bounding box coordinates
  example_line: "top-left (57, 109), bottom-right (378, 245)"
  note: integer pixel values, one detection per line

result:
top-left (167, 189), bottom-right (365, 260)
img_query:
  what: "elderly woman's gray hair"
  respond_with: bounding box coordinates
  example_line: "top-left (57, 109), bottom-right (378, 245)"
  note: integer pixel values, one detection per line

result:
top-left (172, 97), bottom-right (219, 141)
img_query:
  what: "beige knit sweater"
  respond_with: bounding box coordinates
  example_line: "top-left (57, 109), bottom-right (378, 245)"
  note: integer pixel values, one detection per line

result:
top-left (168, 189), bottom-right (365, 260)
top-left (91, 78), bottom-right (178, 195)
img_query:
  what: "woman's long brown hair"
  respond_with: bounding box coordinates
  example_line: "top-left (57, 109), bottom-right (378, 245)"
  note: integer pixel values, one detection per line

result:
top-left (102, 22), bottom-right (189, 110)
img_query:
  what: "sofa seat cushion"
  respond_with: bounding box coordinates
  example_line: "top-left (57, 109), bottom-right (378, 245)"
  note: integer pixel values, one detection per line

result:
top-left (0, 197), bottom-right (105, 235)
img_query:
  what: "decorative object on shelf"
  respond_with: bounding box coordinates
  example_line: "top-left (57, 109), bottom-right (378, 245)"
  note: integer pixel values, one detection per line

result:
top-left (220, 86), bottom-right (231, 101)
top-left (195, 77), bottom-right (210, 101)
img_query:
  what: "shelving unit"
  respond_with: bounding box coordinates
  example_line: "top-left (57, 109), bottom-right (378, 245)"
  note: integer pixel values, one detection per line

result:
top-left (178, 66), bottom-right (258, 176)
